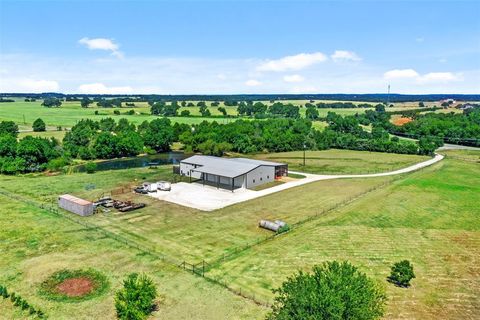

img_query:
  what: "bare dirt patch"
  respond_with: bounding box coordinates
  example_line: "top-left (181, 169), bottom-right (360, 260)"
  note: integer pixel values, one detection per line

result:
top-left (56, 277), bottom-right (94, 297)
top-left (393, 117), bottom-right (413, 126)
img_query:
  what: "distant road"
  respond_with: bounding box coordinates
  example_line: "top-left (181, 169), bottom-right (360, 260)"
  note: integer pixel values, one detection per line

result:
top-left (437, 143), bottom-right (480, 151)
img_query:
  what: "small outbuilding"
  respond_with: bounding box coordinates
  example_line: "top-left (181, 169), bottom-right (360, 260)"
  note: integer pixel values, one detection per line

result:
top-left (58, 194), bottom-right (94, 216)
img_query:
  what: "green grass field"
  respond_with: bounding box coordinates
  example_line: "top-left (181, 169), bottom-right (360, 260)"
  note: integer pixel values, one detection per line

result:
top-left (207, 153), bottom-right (480, 319)
top-left (0, 99), bottom-right (429, 131)
top-left (1, 133), bottom-right (478, 318)
top-left (251, 149), bottom-right (429, 174)
top-left (0, 193), bottom-right (265, 319)
top-left (0, 100), bottom-right (236, 129)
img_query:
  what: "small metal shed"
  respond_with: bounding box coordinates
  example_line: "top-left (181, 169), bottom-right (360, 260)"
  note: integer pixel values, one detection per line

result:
top-left (58, 194), bottom-right (94, 216)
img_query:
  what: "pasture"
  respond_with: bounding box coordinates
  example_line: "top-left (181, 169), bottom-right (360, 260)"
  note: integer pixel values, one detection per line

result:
top-left (0, 193), bottom-right (265, 319)
top-left (207, 153), bottom-right (480, 319)
top-left (0, 98), bottom-right (429, 132)
top-left (251, 149), bottom-right (429, 174)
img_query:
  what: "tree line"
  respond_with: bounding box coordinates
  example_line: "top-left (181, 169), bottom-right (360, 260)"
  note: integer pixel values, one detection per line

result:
top-left (0, 107), bottom-right (446, 174)
top-left (390, 107), bottom-right (480, 146)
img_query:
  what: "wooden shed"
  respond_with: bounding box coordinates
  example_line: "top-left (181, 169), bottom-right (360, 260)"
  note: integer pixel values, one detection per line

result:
top-left (58, 194), bottom-right (94, 216)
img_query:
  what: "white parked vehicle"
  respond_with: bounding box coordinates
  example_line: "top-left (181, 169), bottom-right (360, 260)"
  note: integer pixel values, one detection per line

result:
top-left (142, 182), bottom-right (158, 192)
top-left (157, 181), bottom-right (171, 191)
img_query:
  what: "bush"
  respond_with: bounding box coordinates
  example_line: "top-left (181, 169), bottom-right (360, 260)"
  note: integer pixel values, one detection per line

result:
top-left (114, 110), bottom-right (121, 115)
top-left (84, 161), bottom-right (97, 174)
top-left (268, 261), bottom-right (386, 320)
top-left (388, 260), bottom-right (415, 287)
top-left (47, 157), bottom-right (69, 171)
top-left (32, 118), bottom-right (46, 132)
top-left (115, 273), bottom-right (157, 320)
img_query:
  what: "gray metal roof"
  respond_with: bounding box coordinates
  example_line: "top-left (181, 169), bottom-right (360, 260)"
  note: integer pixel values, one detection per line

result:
top-left (229, 157), bottom-right (286, 167)
top-left (181, 155), bottom-right (285, 178)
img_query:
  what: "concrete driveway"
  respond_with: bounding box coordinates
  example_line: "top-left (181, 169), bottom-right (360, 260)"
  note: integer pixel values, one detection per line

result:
top-left (148, 154), bottom-right (444, 211)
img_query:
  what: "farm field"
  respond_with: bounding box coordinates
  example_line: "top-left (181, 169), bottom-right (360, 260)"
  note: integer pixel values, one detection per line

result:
top-left (251, 149), bottom-right (430, 174)
top-left (0, 193), bottom-right (265, 319)
top-left (207, 153), bottom-right (480, 319)
top-left (0, 100), bottom-right (235, 129)
top-left (17, 129), bottom-right (68, 141)
top-left (0, 99), bottom-right (432, 131)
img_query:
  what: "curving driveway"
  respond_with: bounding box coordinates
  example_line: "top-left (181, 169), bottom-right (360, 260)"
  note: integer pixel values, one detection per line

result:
top-left (149, 154), bottom-right (444, 211)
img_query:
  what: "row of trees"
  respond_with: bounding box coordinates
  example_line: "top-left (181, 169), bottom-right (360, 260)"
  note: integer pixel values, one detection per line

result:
top-left (391, 108), bottom-right (480, 146)
top-left (63, 118), bottom-right (184, 160)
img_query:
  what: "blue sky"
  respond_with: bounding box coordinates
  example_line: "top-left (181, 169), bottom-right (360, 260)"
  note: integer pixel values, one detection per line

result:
top-left (1, 0), bottom-right (479, 94)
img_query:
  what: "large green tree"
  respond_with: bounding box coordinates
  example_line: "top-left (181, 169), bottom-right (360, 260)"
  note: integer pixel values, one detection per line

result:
top-left (268, 261), bottom-right (386, 320)
top-left (143, 118), bottom-right (174, 152)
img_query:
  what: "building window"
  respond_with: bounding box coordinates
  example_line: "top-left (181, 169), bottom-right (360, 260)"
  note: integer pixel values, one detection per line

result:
top-left (260, 177), bottom-right (263, 181)
top-left (267, 175), bottom-right (269, 179)
top-left (253, 179), bottom-right (255, 183)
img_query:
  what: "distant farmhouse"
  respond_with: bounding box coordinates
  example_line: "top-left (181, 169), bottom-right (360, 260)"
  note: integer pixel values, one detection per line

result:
top-left (179, 155), bottom-right (288, 191)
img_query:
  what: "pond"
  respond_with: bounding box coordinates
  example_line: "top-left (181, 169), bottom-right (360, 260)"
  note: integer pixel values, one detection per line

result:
top-left (75, 152), bottom-right (188, 172)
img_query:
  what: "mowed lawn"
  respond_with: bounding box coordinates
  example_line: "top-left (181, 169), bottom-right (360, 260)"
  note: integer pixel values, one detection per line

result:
top-left (252, 149), bottom-right (429, 174)
top-left (207, 154), bottom-right (480, 319)
top-left (0, 194), bottom-right (266, 320)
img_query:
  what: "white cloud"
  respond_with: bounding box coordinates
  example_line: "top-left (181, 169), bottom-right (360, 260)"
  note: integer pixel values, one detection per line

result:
top-left (418, 72), bottom-right (462, 83)
top-left (289, 86), bottom-right (318, 93)
top-left (257, 52), bottom-right (327, 72)
top-left (245, 79), bottom-right (262, 86)
top-left (331, 50), bottom-right (361, 62)
top-left (384, 69), bottom-right (420, 79)
top-left (0, 78), bottom-right (60, 93)
top-left (77, 83), bottom-right (133, 94)
top-left (78, 37), bottom-right (123, 58)
top-left (217, 73), bottom-right (227, 80)
top-left (283, 74), bottom-right (304, 83)
top-left (415, 37), bottom-right (425, 43)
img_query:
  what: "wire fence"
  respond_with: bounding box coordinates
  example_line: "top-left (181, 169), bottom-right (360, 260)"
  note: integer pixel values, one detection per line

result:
top-left (0, 170), bottom-right (413, 309)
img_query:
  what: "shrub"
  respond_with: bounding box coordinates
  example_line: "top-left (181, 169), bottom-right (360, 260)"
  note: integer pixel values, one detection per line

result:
top-left (84, 161), bottom-right (97, 174)
top-left (115, 273), bottom-right (157, 320)
top-left (32, 118), bottom-right (46, 132)
top-left (47, 157), bottom-right (69, 171)
top-left (268, 261), bottom-right (386, 320)
top-left (114, 110), bottom-right (121, 115)
top-left (388, 260), bottom-right (415, 287)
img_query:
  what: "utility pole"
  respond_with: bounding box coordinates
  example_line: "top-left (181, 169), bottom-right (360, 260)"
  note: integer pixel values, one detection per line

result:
top-left (303, 143), bottom-right (306, 166)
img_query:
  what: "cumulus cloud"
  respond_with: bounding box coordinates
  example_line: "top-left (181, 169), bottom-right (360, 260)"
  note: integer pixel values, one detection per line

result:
top-left (418, 72), bottom-right (462, 83)
top-left (245, 79), bottom-right (262, 86)
top-left (384, 69), bottom-right (462, 84)
top-left (78, 37), bottom-right (123, 58)
top-left (77, 83), bottom-right (133, 94)
top-left (283, 74), bottom-right (304, 83)
top-left (384, 69), bottom-right (420, 79)
top-left (0, 78), bottom-right (60, 93)
top-left (257, 52), bottom-right (327, 72)
top-left (331, 50), bottom-right (361, 62)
